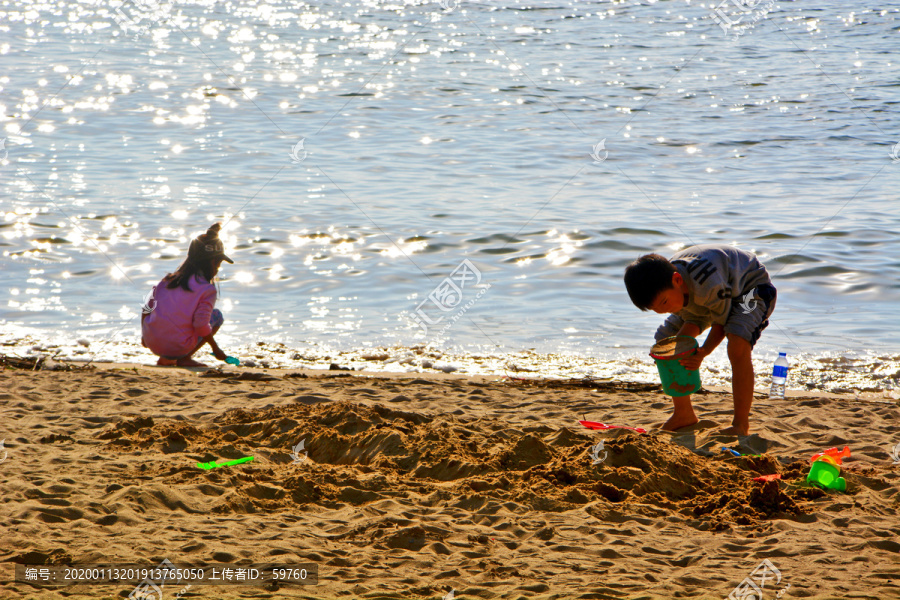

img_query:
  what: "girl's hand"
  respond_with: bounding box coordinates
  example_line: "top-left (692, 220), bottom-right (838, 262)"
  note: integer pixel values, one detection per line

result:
top-left (213, 348), bottom-right (227, 362)
top-left (679, 347), bottom-right (708, 371)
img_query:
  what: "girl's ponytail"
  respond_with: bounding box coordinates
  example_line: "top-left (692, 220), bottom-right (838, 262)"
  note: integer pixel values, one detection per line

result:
top-left (205, 223), bottom-right (222, 239)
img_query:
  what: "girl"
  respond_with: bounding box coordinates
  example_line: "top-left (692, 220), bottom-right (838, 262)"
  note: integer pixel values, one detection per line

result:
top-left (141, 223), bottom-right (234, 367)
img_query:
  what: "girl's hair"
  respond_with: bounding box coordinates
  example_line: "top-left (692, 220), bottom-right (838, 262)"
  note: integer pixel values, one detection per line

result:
top-left (164, 259), bottom-right (216, 292)
top-left (164, 223), bottom-right (224, 291)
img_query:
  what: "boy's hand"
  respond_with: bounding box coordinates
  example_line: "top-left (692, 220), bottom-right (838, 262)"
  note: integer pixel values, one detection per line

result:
top-left (679, 347), bottom-right (708, 371)
top-left (213, 348), bottom-right (228, 362)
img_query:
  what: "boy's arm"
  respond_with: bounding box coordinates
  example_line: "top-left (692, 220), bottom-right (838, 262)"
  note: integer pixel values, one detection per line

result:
top-left (676, 322), bottom-right (702, 338)
top-left (679, 323), bottom-right (725, 369)
top-left (700, 323), bottom-right (726, 355)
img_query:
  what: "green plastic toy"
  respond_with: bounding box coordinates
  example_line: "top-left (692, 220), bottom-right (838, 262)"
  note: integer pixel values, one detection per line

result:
top-left (806, 446), bottom-right (850, 491)
top-left (650, 336), bottom-right (702, 396)
top-left (807, 458), bottom-right (846, 491)
top-left (211, 353), bottom-right (240, 365)
top-left (197, 456), bottom-right (254, 470)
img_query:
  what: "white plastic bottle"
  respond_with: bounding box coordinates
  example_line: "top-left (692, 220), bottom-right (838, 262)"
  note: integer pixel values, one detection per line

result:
top-left (769, 352), bottom-right (789, 399)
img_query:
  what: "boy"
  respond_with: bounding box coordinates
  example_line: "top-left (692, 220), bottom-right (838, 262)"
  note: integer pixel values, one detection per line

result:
top-left (623, 244), bottom-right (776, 435)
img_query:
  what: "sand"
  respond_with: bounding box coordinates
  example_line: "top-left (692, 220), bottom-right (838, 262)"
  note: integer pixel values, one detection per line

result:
top-left (1, 364), bottom-right (898, 600)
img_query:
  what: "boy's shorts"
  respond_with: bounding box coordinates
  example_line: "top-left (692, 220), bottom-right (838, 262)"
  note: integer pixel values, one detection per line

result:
top-left (655, 283), bottom-right (777, 348)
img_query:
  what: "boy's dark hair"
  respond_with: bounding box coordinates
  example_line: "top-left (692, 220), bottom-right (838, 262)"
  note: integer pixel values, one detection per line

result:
top-left (165, 223), bottom-right (225, 291)
top-left (623, 253), bottom-right (676, 311)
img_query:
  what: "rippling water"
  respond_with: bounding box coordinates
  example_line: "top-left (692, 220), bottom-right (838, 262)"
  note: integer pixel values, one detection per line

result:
top-left (2, 0), bottom-right (899, 391)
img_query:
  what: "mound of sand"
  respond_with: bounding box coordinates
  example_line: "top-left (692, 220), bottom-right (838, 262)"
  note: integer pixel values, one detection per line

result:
top-left (97, 400), bottom-right (813, 532)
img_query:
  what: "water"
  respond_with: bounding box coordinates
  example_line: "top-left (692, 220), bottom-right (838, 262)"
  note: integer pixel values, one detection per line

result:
top-left (2, 0), bottom-right (899, 393)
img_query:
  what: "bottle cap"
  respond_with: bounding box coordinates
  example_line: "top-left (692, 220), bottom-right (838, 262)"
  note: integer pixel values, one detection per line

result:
top-left (778, 352), bottom-right (786, 356)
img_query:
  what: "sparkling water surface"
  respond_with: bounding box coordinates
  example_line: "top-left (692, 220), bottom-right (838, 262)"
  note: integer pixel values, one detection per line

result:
top-left (2, 0), bottom-right (899, 392)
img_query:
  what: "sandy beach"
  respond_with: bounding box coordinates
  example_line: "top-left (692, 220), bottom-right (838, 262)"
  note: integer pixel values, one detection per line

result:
top-left (1, 363), bottom-right (898, 600)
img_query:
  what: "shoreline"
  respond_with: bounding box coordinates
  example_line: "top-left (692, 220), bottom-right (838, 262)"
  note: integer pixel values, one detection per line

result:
top-left (10, 359), bottom-right (887, 401)
top-left (5, 331), bottom-right (900, 397)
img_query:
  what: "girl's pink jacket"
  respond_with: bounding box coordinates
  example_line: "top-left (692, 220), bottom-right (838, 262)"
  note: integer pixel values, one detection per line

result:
top-left (142, 274), bottom-right (216, 358)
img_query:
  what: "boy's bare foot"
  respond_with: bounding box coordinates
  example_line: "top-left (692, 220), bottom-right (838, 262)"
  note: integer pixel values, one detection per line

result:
top-left (719, 424), bottom-right (750, 436)
top-left (156, 357), bottom-right (177, 366)
top-left (662, 413), bottom-right (700, 431)
top-left (176, 357), bottom-right (208, 368)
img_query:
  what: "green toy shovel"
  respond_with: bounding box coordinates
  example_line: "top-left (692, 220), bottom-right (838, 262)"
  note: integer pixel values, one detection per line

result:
top-left (197, 456), bottom-right (254, 470)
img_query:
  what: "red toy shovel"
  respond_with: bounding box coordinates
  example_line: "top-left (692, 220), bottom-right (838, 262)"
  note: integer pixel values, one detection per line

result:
top-left (579, 418), bottom-right (647, 434)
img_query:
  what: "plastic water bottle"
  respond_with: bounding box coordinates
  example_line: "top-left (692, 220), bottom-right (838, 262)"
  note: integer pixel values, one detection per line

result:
top-left (769, 352), bottom-right (788, 399)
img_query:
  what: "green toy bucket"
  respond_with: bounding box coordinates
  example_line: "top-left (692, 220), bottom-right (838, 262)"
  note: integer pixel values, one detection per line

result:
top-left (649, 335), bottom-right (702, 396)
top-left (807, 460), bottom-right (847, 491)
